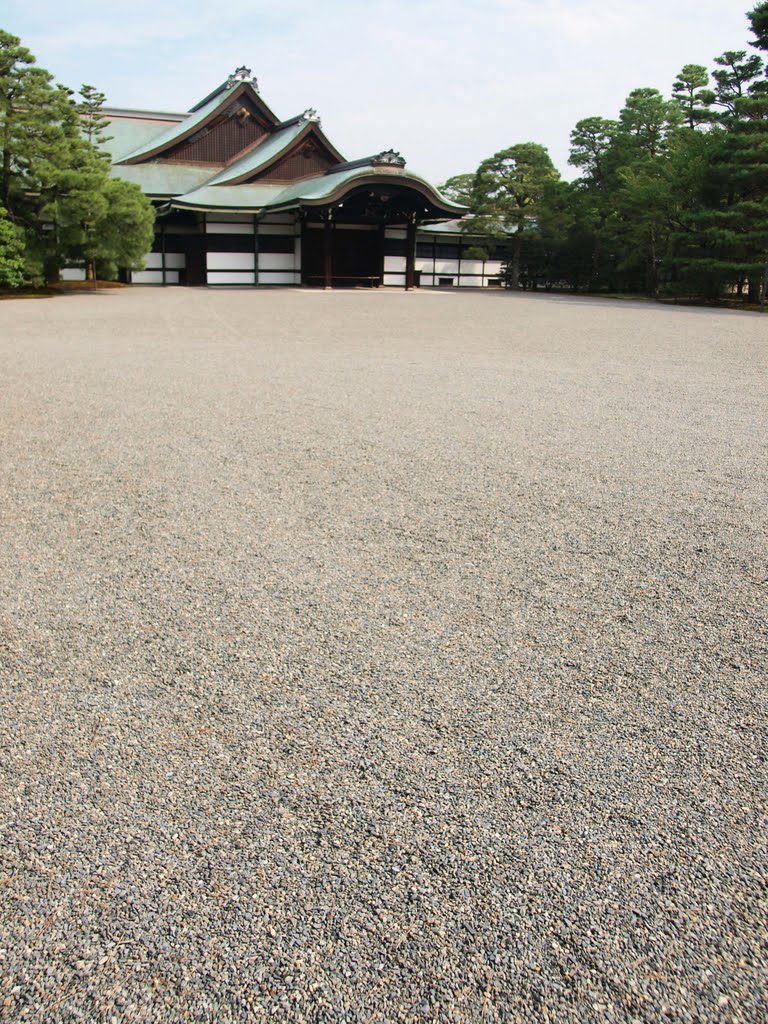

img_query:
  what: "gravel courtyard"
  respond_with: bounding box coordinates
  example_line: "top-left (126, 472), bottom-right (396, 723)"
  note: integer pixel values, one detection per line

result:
top-left (0, 288), bottom-right (766, 1023)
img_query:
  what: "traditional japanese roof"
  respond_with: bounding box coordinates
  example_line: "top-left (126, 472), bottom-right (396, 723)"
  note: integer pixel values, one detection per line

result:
top-left (266, 165), bottom-right (456, 212)
top-left (102, 112), bottom-right (186, 163)
top-left (108, 161), bottom-right (215, 198)
top-left (204, 117), bottom-right (343, 186)
top-left (418, 218), bottom-right (516, 236)
top-left (105, 68), bottom-right (466, 218)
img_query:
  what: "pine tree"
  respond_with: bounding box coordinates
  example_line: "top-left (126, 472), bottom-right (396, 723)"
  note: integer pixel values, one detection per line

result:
top-left (472, 143), bottom-right (559, 289)
top-left (673, 8), bottom-right (768, 304)
top-left (0, 31), bottom-right (77, 227)
top-left (0, 31), bottom-right (155, 284)
top-left (78, 84), bottom-right (112, 153)
top-left (672, 65), bottom-right (716, 128)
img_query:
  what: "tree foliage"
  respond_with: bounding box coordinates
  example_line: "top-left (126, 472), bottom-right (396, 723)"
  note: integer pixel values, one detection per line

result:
top-left (0, 30), bottom-right (153, 289)
top-left (471, 143), bottom-right (559, 288)
top-left (445, 3), bottom-right (768, 302)
top-left (0, 203), bottom-right (26, 287)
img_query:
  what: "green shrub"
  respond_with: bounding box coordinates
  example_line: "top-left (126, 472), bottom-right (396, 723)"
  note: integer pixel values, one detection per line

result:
top-left (0, 206), bottom-right (27, 289)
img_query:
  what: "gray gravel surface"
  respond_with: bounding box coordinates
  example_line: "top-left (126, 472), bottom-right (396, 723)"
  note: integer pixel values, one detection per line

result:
top-left (0, 288), bottom-right (766, 1023)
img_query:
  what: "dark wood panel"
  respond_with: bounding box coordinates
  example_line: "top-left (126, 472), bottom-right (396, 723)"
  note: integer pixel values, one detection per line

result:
top-left (164, 113), bottom-right (266, 164)
top-left (255, 140), bottom-right (334, 182)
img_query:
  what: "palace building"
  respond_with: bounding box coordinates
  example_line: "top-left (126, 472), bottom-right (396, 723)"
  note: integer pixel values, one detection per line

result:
top-left (95, 67), bottom-right (506, 289)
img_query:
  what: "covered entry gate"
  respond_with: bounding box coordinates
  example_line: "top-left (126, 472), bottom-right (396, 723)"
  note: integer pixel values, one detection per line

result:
top-left (299, 183), bottom-right (425, 288)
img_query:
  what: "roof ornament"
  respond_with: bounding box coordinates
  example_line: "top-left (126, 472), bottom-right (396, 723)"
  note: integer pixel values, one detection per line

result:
top-left (227, 66), bottom-right (259, 91)
top-left (372, 149), bottom-right (406, 168)
top-left (300, 108), bottom-right (321, 124)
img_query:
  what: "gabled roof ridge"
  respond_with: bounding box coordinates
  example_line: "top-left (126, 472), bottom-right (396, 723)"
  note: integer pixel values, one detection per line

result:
top-left (190, 66), bottom-right (259, 112)
top-left (103, 107), bottom-right (186, 122)
top-left (328, 150), bottom-right (406, 174)
top-left (115, 76), bottom-right (280, 165)
top-left (276, 108), bottom-right (321, 129)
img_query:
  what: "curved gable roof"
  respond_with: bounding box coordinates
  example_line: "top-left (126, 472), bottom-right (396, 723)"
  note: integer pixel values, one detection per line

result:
top-left (116, 80), bottom-right (278, 165)
top-left (168, 167), bottom-right (467, 217)
top-left (270, 166), bottom-right (467, 216)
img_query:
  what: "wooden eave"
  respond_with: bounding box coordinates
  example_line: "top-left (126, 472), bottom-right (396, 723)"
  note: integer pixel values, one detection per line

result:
top-left (121, 81), bottom-right (278, 165)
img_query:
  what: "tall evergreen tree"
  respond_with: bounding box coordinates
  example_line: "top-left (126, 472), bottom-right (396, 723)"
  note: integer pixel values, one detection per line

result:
top-left (438, 173), bottom-right (476, 208)
top-left (472, 143), bottom-right (559, 289)
top-left (672, 65), bottom-right (716, 127)
top-left (0, 31), bottom-right (155, 286)
top-left (78, 84), bottom-right (112, 152)
top-left (0, 31), bottom-right (77, 226)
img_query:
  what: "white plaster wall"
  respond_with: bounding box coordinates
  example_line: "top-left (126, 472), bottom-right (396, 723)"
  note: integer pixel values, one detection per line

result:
top-left (132, 270), bottom-right (164, 284)
top-left (258, 271), bottom-right (300, 285)
top-left (207, 271), bottom-right (255, 284)
top-left (207, 252), bottom-right (255, 271)
top-left (60, 267), bottom-right (87, 281)
top-left (384, 256), bottom-right (406, 273)
top-left (259, 253), bottom-right (296, 271)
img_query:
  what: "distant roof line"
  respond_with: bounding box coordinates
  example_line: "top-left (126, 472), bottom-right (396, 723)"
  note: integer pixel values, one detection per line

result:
top-left (102, 107), bottom-right (186, 122)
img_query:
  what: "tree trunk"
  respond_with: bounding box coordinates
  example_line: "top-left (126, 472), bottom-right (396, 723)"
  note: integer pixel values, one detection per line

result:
top-left (1, 118), bottom-right (13, 212)
top-left (647, 225), bottom-right (659, 297)
top-left (508, 234), bottom-right (521, 290)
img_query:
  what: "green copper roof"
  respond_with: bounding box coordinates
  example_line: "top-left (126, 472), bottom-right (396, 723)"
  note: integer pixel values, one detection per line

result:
top-left (104, 76), bottom-right (466, 221)
top-left (115, 84), bottom-right (240, 163)
top-left (205, 120), bottom-right (308, 185)
top-left (269, 166), bottom-right (467, 213)
top-left (167, 167), bottom-right (466, 215)
top-left (170, 184), bottom-right (284, 210)
top-left (101, 116), bottom-right (181, 162)
top-left (418, 218), bottom-right (472, 234)
top-left (110, 162), bottom-right (216, 197)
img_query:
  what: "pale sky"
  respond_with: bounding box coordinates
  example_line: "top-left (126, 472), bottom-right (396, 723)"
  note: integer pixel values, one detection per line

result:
top-left (3, 0), bottom-right (756, 183)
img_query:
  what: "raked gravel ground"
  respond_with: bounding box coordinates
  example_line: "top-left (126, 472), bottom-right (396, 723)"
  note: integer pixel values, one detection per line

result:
top-left (0, 287), bottom-right (766, 1024)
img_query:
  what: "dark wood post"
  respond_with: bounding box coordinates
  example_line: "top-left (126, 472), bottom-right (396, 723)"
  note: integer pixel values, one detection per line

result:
top-left (323, 212), bottom-right (333, 289)
top-left (378, 223), bottom-right (386, 286)
top-left (253, 214), bottom-right (260, 287)
top-left (405, 217), bottom-right (416, 290)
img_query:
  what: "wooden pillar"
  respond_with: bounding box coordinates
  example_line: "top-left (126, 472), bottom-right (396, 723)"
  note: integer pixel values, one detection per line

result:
top-left (378, 223), bottom-right (386, 286)
top-left (253, 214), bottom-right (260, 287)
top-left (323, 213), bottom-right (333, 289)
top-left (405, 217), bottom-right (416, 290)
